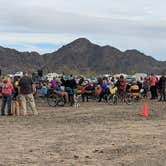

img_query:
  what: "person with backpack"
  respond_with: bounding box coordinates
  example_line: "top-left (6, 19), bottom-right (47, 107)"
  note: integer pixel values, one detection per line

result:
top-left (1, 76), bottom-right (13, 116)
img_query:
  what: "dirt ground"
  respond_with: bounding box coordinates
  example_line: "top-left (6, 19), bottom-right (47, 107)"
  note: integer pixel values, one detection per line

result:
top-left (0, 98), bottom-right (166, 166)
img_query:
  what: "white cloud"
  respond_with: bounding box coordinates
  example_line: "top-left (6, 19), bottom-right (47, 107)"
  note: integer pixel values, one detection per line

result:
top-left (0, 0), bottom-right (166, 60)
top-left (0, 33), bottom-right (77, 44)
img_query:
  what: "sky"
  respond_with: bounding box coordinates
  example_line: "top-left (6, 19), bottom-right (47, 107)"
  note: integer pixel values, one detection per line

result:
top-left (0, 0), bottom-right (166, 60)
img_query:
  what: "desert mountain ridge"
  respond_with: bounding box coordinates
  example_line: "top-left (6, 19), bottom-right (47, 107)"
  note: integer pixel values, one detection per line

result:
top-left (0, 38), bottom-right (165, 75)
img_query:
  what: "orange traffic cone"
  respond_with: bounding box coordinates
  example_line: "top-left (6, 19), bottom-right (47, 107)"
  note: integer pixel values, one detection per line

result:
top-left (141, 103), bottom-right (148, 117)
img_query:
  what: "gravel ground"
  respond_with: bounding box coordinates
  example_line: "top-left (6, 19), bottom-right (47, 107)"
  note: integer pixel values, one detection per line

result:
top-left (0, 99), bottom-right (166, 166)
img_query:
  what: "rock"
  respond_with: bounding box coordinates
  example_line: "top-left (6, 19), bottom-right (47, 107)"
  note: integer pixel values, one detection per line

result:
top-left (74, 155), bottom-right (79, 159)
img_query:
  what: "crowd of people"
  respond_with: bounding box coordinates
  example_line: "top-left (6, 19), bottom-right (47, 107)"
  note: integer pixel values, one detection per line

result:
top-left (0, 71), bottom-right (166, 116)
top-left (35, 73), bottom-right (166, 103)
top-left (0, 71), bottom-right (38, 116)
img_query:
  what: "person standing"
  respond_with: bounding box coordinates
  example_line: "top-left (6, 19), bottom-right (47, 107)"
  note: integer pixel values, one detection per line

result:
top-left (98, 79), bottom-right (109, 102)
top-left (158, 73), bottom-right (166, 101)
top-left (64, 75), bottom-right (75, 106)
top-left (149, 73), bottom-right (157, 100)
top-left (142, 77), bottom-right (150, 98)
top-left (1, 77), bottom-right (13, 116)
top-left (154, 75), bottom-right (159, 99)
top-left (18, 71), bottom-right (38, 116)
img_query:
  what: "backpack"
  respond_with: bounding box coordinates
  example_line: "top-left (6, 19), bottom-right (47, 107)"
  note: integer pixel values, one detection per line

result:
top-left (2, 83), bottom-right (9, 90)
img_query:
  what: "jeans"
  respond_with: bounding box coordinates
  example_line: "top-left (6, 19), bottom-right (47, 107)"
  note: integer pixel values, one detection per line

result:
top-left (1, 94), bottom-right (12, 115)
top-left (98, 88), bottom-right (110, 102)
top-left (150, 86), bottom-right (156, 99)
top-left (65, 87), bottom-right (73, 95)
top-left (65, 87), bottom-right (74, 105)
top-left (159, 89), bottom-right (166, 101)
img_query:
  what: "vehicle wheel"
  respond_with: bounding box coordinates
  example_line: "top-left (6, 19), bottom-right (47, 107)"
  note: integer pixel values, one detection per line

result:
top-left (107, 94), bottom-right (113, 105)
top-left (57, 96), bottom-right (65, 106)
top-left (47, 94), bottom-right (58, 107)
top-left (125, 94), bottom-right (134, 105)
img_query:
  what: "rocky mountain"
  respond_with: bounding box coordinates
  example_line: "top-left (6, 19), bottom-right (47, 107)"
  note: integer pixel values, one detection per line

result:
top-left (45, 38), bottom-right (166, 74)
top-left (0, 46), bottom-right (44, 73)
top-left (0, 38), bottom-right (166, 75)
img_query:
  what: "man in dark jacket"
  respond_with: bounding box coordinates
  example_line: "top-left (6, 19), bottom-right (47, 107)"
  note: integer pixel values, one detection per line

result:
top-left (158, 73), bottom-right (166, 101)
top-left (18, 71), bottom-right (38, 115)
top-left (64, 75), bottom-right (76, 106)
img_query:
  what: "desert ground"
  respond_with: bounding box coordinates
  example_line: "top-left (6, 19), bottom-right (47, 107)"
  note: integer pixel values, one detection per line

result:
top-left (0, 98), bottom-right (166, 166)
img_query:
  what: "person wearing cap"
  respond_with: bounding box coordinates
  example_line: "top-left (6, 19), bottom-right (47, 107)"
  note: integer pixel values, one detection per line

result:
top-left (18, 71), bottom-right (38, 116)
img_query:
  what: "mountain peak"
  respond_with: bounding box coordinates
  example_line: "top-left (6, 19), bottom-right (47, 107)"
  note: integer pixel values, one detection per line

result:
top-left (58, 37), bottom-right (93, 53)
top-left (124, 49), bottom-right (143, 54)
top-left (0, 38), bottom-right (165, 74)
top-left (72, 37), bottom-right (91, 44)
top-left (66, 38), bottom-right (92, 48)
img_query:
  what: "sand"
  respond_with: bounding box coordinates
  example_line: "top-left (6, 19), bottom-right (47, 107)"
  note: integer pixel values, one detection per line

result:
top-left (0, 98), bottom-right (166, 166)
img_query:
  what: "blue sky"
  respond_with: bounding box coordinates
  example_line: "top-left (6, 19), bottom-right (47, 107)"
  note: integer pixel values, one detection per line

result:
top-left (0, 0), bottom-right (166, 60)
